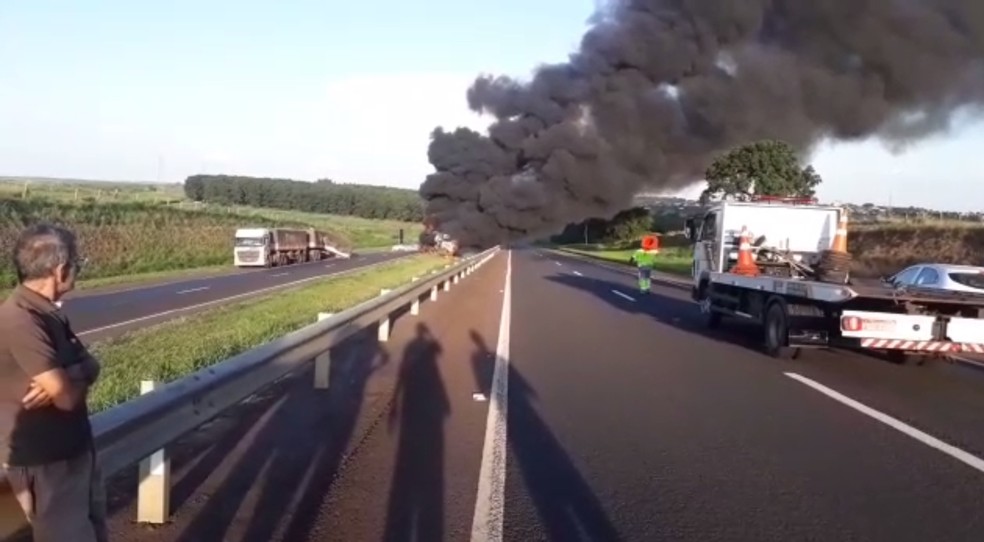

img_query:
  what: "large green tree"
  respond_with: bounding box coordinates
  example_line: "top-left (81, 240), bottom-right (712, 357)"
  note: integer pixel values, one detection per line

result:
top-left (699, 140), bottom-right (822, 204)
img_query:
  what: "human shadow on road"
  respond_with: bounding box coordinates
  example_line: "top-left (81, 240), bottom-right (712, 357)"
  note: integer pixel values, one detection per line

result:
top-left (382, 322), bottom-right (450, 542)
top-left (170, 323), bottom-right (392, 542)
top-left (469, 330), bottom-right (623, 542)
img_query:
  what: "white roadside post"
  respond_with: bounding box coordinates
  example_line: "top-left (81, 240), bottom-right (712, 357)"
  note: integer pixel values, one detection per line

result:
top-left (408, 276), bottom-right (422, 315)
top-left (137, 380), bottom-right (170, 524)
top-left (314, 312), bottom-right (334, 389)
top-left (378, 289), bottom-right (392, 341)
top-left (444, 278), bottom-right (451, 292)
top-left (430, 284), bottom-right (439, 301)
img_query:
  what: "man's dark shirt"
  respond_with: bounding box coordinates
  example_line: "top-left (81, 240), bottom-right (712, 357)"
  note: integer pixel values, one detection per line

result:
top-left (0, 286), bottom-right (92, 466)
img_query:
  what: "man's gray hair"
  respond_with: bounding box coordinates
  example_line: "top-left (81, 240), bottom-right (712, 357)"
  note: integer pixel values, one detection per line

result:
top-left (13, 223), bottom-right (80, 282)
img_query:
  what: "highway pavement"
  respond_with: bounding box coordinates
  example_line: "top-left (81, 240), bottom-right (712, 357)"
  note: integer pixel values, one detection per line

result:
top-left (64, 251), bottom-right (411, 342)
top-left (101, 248), bottom-right (984, 541)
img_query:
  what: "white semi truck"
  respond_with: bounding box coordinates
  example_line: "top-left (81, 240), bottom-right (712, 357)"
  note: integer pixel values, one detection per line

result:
top-left (684, 197), bottom-right (984, 364)
top-left (233, 227), bottom-right (350, 267)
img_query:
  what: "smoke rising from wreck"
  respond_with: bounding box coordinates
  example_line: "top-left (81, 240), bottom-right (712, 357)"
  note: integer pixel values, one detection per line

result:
top-left (419, 0), bottom-right (984, 248)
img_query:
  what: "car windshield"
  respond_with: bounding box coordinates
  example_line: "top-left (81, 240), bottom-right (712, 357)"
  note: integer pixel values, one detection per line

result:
top-left (235, 237), bottom-right (265, 247)
top-left (948, 272), bottom-right (984, 290)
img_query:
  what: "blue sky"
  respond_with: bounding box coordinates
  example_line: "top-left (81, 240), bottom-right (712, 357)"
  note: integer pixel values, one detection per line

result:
top-left (2, 0), bottom-right (982, 211)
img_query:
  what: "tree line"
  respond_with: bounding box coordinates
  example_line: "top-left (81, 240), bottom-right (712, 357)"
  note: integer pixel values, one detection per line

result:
top-left (183, 175), bottom-right (424, 222)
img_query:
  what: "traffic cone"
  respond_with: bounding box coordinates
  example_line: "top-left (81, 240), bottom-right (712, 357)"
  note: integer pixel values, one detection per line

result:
top-left (831, 211), bottom-right (848, 253)
top-left (730, 226), bottom-right (760, 276)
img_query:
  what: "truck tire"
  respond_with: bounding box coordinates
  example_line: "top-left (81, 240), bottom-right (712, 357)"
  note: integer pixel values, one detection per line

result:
top-left (697, 282), bottom-right (722, 329)
top-left (886, 350), bottom-right (923, 366)
top-left (764, 300), bottom-right (800, 360)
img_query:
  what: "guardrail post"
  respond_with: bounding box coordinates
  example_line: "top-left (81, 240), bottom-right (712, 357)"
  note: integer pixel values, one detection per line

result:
top-left (430, 285), bottom-right (438, 301)
top-left (137, 380), bottom-right (170, 524)
top-left (443, 279), bottom-right (451, 292)
top-left (314, 313), bottom-right (334, 389)
top-left (453, 273), bottom-right (460, 285)
top-left (378, 289), bottom-right (392, 341)
top-left (411, 295), bottom-right (420, 316)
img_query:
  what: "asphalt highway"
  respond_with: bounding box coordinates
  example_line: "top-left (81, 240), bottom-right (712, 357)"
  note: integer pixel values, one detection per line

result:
top-left (102, 248), bottom-right (984, 542)
top-left (63, 251), bottom-right (411, 342)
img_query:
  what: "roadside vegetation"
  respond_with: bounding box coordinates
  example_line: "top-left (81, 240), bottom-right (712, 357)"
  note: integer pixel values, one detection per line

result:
top-left (0, 178), bottom-right (423, 290)
top-left (560, 243), bottom-right (692, 276)
top-left (87, 254), bottom-right (447, 412)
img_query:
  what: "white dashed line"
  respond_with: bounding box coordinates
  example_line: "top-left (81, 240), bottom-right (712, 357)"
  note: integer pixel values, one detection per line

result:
top-left (611, 290), bottom-right (636, 302)
top-left (471, 250), bottom-right (512, 542)
top-left (175, 286), bottom-right (209, 295)
top-left (785, 372), bottom-right (984, 475)
top-left (271, 272), bottom-right (289, 277)
top-left (554, 261), bottom-right (562, 266)
top-left (572, 271), bottom-right (583, 277)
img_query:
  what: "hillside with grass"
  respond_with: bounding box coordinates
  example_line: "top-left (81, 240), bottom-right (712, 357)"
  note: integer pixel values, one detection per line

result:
top-left (0, 177), bottom-right (423, 288)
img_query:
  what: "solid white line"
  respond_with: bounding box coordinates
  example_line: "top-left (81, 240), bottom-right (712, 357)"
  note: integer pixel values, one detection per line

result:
top-left (471, 250), bottom-right (512, 542)
top-left (175, 286), bottom-right (209, 295)
top-left (784, 372), bottom-right (984, 474)
top-left (76, 259), bottom-right (395, 337)
top-left (271, 272), bottom-right (289, 277)
top-left (572, 271), bottom-right (583, 277)
top-left (612, 290), bottom-right (636, 302)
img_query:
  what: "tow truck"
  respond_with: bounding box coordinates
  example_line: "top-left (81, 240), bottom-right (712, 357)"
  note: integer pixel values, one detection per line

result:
top-left (683, 196), bottom-right (984, 363)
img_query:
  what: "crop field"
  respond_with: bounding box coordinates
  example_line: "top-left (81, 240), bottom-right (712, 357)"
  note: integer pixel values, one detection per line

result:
top-left (0, 178), bottom-right (422, 288)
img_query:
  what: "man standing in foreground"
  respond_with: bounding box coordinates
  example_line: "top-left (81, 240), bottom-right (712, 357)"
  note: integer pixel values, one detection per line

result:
top-left (632, 234), bottom-right (661, 294)
top-left (0, 224), bottom-right (107, 542)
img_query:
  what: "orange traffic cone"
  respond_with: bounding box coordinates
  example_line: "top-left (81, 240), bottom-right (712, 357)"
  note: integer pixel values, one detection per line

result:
top-left (730, 226), bottom-right (760, 276)
top-left (831, 211), bottom-right (848, 253)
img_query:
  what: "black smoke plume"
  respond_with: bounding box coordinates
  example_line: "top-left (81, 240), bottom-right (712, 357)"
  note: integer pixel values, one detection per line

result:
top-left (418, 0), bottom-right (984, 248)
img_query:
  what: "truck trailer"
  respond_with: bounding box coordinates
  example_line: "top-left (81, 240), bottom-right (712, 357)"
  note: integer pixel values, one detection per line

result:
top-left (684, 197), bottom-right (984, 364)
top-left (233, 227), bottom-right (349, 267)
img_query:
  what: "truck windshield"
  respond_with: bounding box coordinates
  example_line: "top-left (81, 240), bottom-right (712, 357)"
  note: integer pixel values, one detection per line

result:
top-left (948, 272), bottom-right (984, 291)
top-left (235, 237), bottom-right (266, 247)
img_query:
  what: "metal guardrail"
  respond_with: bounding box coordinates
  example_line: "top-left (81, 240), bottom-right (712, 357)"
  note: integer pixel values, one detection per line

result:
top-left (0, 246), bottom-right (500, 539)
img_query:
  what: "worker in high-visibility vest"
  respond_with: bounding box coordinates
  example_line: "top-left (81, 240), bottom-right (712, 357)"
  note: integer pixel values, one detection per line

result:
top-left (632, 234), bottom-right (660, 293)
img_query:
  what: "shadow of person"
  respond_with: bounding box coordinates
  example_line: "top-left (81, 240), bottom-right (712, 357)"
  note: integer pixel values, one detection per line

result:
top-left (383, 323), bottom-right (449, 542)
top-left (468, 330), bottom-right (623, 542)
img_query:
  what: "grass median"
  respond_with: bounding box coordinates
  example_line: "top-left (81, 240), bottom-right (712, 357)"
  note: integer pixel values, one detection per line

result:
top-left (87, 253), bottom-right (450, 412)
top-left (558, 243), bottom-right (692, 276)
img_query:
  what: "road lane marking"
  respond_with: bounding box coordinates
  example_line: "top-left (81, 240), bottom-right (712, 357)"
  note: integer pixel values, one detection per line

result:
top-left (572, 271), bottom-right (583, 277)
top-left (76, 258), bottom-right (400, 337)
top-left (271, 272), bottom-right (289, 277)
top-left (612, 290), bottom-right (636, 302)
top-left (471, 250), bottom-right (512, 542)
top-left (176, 286), bottom-right (209, 295)
top-left (554, 261), bottom-right (562, 266)
top-left (785, 372), bottom-right (984, 475)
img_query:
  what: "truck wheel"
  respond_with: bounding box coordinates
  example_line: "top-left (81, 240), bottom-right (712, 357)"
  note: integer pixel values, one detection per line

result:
top-left (764, 301), bottom-right (799, 360)
top-left (886, 351), bottom-right (922, 366)
top-left (697, 284), bottom-right (721, 329)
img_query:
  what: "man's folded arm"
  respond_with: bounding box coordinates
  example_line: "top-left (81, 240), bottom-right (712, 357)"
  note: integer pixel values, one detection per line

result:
top-left (3, 316), bottom-right (86, 411)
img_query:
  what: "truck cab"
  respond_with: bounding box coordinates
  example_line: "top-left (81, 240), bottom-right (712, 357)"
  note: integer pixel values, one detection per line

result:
top-left (234, 228), bottom-right (273, 267)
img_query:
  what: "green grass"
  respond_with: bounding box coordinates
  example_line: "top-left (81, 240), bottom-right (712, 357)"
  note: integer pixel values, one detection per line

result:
top-left (559, 243), bottom-right (693, 276)
top-left (86, 254), bottom-right (448, 412)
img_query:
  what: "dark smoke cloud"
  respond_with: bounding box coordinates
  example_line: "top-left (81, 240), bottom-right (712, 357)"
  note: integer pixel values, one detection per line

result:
top-left (419, 0), bottom-right (984, 248)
